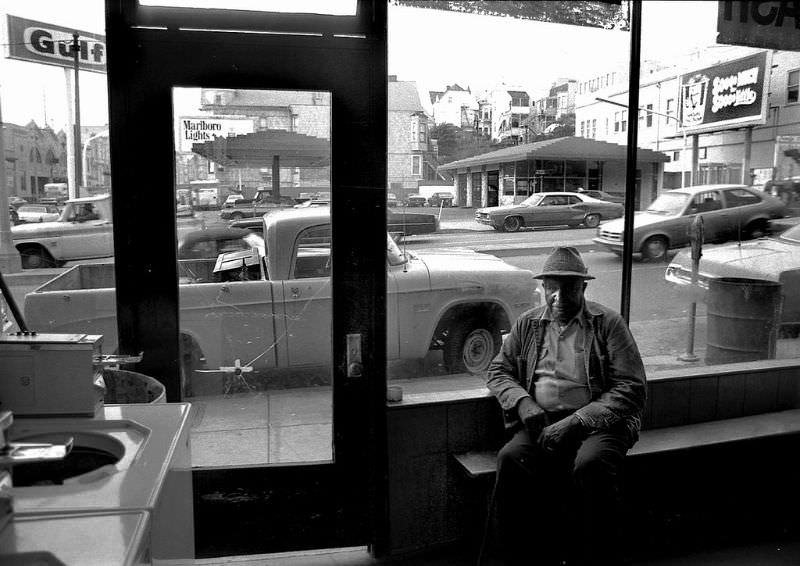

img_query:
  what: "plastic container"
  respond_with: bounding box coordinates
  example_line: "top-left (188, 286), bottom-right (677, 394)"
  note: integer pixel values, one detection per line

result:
top-left (102, 368), bottom-right (166, 404)
top-left (706, 277), bottom-right (783, 365)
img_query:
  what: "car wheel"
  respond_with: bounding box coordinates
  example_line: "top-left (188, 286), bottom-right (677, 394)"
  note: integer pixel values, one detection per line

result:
top-left (641, 236), bottom-right (668, 262)
top-left (583, 213), bottom-right (601, 228)
top-left (502, 216), bottom-right (522, 232)
top-left (443, 323), bottom-right (501, 375)
top-left (744, 219), bottom-right (768, 240)
top-left (19, 245), bottom-right (58, 269)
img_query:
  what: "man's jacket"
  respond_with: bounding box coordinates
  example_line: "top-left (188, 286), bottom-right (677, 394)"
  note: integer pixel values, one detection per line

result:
top-left (486, 300), bottom-right (647, 444)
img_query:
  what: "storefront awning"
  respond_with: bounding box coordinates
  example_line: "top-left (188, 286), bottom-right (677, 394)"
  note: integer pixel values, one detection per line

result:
top-left (191, 129), bottom-right (330, 168)
top-left (438, 136), bottom-right (669, 172)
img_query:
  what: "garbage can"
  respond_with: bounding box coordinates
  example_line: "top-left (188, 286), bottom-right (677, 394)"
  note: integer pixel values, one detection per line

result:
top-left (706, 277), bottom-right (783, 365)
top-left (102, 368), bottom-right (166, 404)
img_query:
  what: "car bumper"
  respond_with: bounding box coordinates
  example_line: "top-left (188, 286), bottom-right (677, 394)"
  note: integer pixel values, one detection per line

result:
top-left (592, 236), bottom-right (623, 252)
top-left (475, 217), bottom-right (497, 228)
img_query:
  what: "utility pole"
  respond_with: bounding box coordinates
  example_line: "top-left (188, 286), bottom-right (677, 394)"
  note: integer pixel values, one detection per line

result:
top-left (72, 33), bottom-right (83, 199)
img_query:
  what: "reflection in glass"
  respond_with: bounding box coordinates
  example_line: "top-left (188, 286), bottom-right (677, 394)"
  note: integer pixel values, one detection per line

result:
top-left (173, 87), bottom-right (332, 467)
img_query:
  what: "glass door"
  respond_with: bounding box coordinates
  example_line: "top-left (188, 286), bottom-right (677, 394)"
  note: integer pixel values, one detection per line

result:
top-left (105, 1), bottom-right (387, 558)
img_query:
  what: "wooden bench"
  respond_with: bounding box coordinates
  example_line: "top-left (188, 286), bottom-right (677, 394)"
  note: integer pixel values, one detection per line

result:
top-left (453, 408), bottom-right (800, 479)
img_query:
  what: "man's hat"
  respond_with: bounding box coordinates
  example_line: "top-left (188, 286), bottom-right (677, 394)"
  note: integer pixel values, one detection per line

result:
top-left (534, 246), bottom-right (595, 280)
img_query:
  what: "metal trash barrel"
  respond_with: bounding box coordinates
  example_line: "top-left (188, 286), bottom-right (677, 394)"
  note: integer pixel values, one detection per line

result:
top-left (706, 277), bottom-right (783, 365)
top-left (102, 368), bottom-right (166, 404)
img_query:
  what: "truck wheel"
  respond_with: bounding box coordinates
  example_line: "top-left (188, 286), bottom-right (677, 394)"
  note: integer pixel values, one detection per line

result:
top-left (19, 246), bottom-right (57, 269)
top-left (443, 322), bottom-right (501, 374)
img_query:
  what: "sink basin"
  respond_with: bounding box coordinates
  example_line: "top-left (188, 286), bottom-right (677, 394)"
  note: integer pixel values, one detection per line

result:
top-left (10, 432), bottom-right (124, 487)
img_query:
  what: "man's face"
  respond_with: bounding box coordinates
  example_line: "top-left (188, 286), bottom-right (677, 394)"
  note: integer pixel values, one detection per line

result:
top-left (541, 276), bottom-right (586, 323)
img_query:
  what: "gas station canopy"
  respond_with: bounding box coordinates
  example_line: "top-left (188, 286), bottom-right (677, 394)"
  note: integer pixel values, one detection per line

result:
top-left (191, 129), bottom-right (330, 168)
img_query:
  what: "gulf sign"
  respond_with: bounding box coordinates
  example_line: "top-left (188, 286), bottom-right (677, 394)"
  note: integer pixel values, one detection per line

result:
top-left (678, 50), bottom-right (769, 135)
top-left (4, 15), bottom-right (106, 73)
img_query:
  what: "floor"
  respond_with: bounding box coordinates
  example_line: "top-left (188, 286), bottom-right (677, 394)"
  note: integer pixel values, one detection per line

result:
top-left (195, 537), bottom-right (800, 565)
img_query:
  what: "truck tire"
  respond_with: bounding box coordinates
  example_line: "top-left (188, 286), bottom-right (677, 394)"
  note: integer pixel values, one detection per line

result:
top-left (443, 322), bottom-right (501, 374)
top-left (19, 245), bottom-right (58, 269)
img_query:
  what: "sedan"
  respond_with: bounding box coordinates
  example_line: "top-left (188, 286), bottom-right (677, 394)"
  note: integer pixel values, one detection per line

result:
top-left (177, 226), bottom-right (264, 260)
top-left (665, 222), bottom-right (800, 326)
top-left (387, 209), bottom-right (438, 236)
top-left (16, 204), bottom-right (61, 223)
top-left (428, 192), bottom-right (454, 207)
top-left (474, 191), bottom-right (623, 232)
top-left (594, 184), bottom-right (789, 261)
top-left (405, 194), bottom-right (427, 207)
top-left (578, 189), bottom-right (624, 204)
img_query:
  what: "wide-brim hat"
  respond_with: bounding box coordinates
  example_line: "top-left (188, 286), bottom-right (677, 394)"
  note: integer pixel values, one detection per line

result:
top-left (534, 246), bottom-right (595, 279)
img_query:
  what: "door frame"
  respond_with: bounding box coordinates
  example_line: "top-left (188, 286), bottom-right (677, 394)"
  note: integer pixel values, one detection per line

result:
top-left (104, 0), bottom-right (388, 557)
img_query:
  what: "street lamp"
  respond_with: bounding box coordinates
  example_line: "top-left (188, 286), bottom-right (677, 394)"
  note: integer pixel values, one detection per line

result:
top-left (82, 129), bottom-right (109, 189)
top-left (596, 96), bottom-right (687, 188)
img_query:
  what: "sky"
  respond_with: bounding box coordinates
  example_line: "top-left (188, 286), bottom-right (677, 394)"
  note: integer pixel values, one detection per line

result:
top-left (0, 1), bottom-right (719, 130)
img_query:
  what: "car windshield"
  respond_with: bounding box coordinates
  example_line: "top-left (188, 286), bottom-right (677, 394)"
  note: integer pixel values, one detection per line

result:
top-left (386, 233), bottom-right (408, 266)
top-left (646, 192), bottom-right (690, 215)
top-left (519, 194), bottom-right (544, 206)
top-left (779, 224), bottom-right (800, 243)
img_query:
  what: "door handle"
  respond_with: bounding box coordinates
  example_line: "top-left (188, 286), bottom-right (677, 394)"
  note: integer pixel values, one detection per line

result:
top-left (346, 333), bottom-right (363, 378)
top-left (291, 287), bottom-right (300, 299)
top-left (220, 285), bottom-right (230, 293)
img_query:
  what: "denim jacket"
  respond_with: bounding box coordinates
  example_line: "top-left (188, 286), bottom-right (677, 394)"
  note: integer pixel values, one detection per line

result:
top-left (486, 300), bottom-right (647, 445)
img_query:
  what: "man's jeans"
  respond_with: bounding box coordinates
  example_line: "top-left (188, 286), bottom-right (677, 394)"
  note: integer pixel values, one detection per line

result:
top-left (478, 425), bottom-right (630, 566)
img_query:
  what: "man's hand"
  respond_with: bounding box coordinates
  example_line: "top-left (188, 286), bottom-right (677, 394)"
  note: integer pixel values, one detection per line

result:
top-left (539, 414), bottom-right (587, 452)
top-left (517, 397), bottom-right (548, 439)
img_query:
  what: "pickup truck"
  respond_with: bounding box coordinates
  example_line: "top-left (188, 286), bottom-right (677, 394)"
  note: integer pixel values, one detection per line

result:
top-left (11, 194), bottom-right (204, 269)
top-left (219, 190), bottom-right (296, 220)
top-left (24, 207), bottom-right (538, 392)
top-left (12, 194), bottom-right (114, 268)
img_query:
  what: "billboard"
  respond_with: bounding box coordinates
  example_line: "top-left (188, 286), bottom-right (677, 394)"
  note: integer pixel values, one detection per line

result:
top-left (679, 50), bottom-right (769, 135)
top-left (178, 116), bottom-right (254, 152)
top-left (4, 15), bottom-right (106, 73)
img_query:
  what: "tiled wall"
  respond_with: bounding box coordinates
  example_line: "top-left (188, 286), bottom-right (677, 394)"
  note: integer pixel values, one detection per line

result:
top-left (385, 360), bottom-right (800, 555)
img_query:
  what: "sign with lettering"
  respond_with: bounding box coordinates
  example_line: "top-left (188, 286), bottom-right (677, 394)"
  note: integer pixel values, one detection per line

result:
top-left (4, 15), bottom-right (106, 73)
top-left (178, 117), bottom-right (254, 152)
top-left (718, 1), bottom-right (800, 52)
top-left (679, 50), bottom-right (769, 134)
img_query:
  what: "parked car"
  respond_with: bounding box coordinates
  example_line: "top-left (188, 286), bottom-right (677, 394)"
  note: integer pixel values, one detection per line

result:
top-left (665, 222), bottom-right (800, 327)
top-left (233, 210), bottom-right (439, 238)
top-left (765, 176), bottom-right (800, 206)
top-left (387, 192), bottom-right (398, 207)
top-left (8, 196), bottom-right (28, 207)
top-left (388, 209), bottom-right (438, 236)
top-left (428, 192), bottom-right (454, 207)
top-left (578, 189), bottom-right (624, 204)
top-left (223, 193), bottom-right (246, 207)
top-left (475, 191), bottom-right (623, 232)
top-left (16, 204), bottom-right (61, 224)
top-left (594, 184), bottom-right (789, 261)
top-left (405, 194), bottom-right (427, 207)
top-left (177, 226), bottom-right (265, 260)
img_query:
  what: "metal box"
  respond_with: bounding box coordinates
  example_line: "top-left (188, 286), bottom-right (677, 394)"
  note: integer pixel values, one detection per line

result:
top-left (0, 333), bottom-right (104, 417)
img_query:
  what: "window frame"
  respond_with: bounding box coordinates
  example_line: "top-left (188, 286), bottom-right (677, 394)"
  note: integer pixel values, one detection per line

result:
top-left (788, 69), bottom-right (800, 104)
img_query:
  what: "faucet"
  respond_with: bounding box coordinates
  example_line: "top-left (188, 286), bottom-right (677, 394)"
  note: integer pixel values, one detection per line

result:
top-left (0, 411), bottom-right (73, 533)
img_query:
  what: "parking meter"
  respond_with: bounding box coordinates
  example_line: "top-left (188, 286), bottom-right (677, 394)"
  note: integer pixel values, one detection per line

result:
top-left (689, 214), bottom-right (704, 261)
